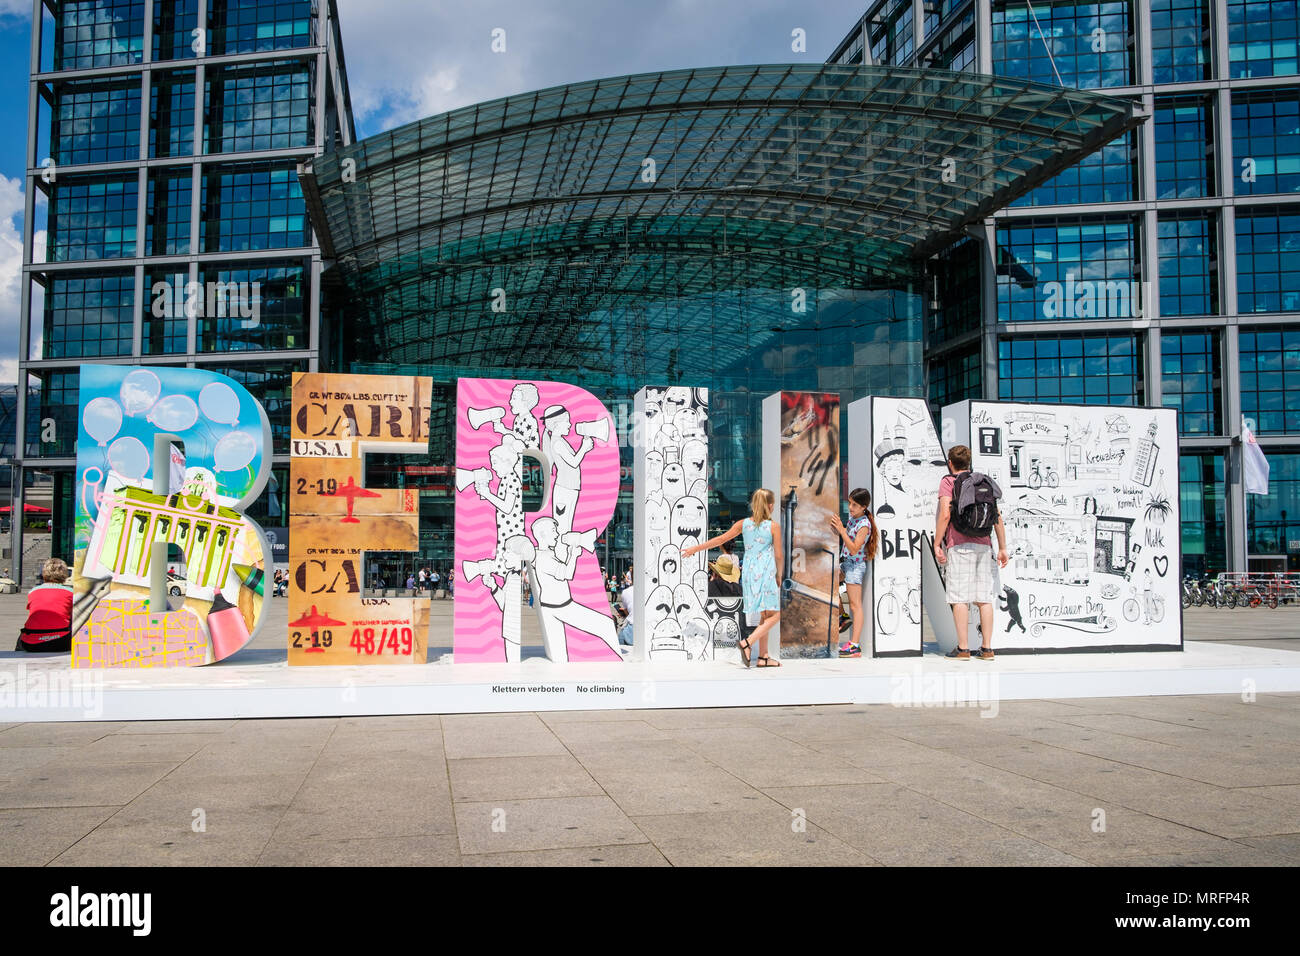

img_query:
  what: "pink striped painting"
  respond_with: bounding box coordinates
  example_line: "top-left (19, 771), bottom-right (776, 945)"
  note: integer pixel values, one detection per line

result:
top-left (453, 378), bottom-right (621, 662)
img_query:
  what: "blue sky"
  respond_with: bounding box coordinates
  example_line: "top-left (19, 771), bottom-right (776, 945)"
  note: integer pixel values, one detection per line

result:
top-left (0, 0), bottom-right (866, 383)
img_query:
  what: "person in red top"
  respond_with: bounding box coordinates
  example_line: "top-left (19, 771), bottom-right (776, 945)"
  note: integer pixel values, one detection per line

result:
top-left (16, 558), bottom-right (73, 653)
top-left (934, 445), bottom-right (1008, 661)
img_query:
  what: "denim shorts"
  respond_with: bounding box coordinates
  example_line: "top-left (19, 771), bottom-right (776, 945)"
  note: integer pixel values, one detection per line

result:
top-left (844, 562), bottom-right (866, 586)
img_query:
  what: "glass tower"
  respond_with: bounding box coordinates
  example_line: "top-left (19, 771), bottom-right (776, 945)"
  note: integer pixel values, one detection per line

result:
top-left (12, 0), bottom-right (355, 578)
top-left (832, 0), bottom-right (1300, 574)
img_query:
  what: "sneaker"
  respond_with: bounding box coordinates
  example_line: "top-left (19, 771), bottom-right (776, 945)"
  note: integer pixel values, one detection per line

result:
top-left (838, 642), bottom-right (860, 658)
top-left (975, 646), bottom-right (995, 661)
top-left (945, 646), bottom-right (971, 660)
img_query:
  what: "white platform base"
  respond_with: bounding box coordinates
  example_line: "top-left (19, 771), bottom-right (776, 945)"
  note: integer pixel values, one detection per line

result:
top-left (2, 642), bottom-right (1299, 722)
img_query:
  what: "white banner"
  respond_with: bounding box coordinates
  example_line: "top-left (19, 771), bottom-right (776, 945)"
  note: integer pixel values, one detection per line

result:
top-left (1243, 418), bottom-right (1270, 496)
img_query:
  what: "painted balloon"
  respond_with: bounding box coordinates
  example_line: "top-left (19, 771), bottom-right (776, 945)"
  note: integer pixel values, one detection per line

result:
top-left (147, 394), bottom-right (199, 432)
top-left (119, 369), bottom-right (161, 417)
top-left (82, 397), bottom-right (123, 446)
top-left (199, 382), bottom-right (241, 426)
top-left (107, 436), bottom-right (150, 479)
top-left (213, 431), bottom-right (257, 472)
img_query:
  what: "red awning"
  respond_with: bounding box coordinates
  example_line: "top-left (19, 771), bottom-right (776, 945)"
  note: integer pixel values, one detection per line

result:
top-left (0, 504), bottom-right (52, 514)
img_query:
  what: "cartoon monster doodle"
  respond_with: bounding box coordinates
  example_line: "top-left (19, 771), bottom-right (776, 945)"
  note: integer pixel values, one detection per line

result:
top-left (644, 583), bottom-right (674, 628)
top-left (679, 535), bottom-right (703, 575)
top-left (682, 438), bottom-right (708, 487)
top-left (676, 406), bottom-right (705, 440)
top-left (674, 582), bottom-right (711, 660)
top-left (691, 568), bottom-right (710, 597)
top-left (671, 495), bottom-right (706, 543)
top-left (650, 617), bottom-right (685, 656)
top-left (661, 463), bottom-right (686, 503)
top-left (663, 386), bottom-right (690, 423)
top-left (656, 543), bottom-right (682, 590)
top-left (642, 399), bottom-right (663, 450)
top-left (654, 421), bottom-right (681, 452)
top-left (645, 450), bottom-right (664, 497)
top-left (646, 497), bottom-right (669, 555)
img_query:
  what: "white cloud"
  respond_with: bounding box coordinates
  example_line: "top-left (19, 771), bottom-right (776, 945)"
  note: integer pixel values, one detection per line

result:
top-left (0, 0), bottom-right (32, 17)
top-left (336, 0), bottom-right (864, 134)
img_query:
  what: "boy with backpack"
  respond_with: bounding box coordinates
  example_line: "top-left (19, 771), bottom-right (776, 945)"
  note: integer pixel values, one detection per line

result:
top-left (934, 444), bottom-right (1008, 660)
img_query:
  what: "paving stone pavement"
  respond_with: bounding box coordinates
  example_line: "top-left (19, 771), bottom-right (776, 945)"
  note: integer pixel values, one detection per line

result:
top-left (1, 693), bottom-right (1298, 866)
top-left (3, 593), bottom-right (1299, 866)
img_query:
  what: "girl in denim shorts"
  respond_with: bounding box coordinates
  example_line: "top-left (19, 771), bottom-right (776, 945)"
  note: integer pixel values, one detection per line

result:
top-left (829, 488), bottom-right (879, 657)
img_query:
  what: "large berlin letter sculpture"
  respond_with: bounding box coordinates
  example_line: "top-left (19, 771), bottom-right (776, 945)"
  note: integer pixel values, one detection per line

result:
top-left (761, 391), bottom-right (842, 658)
top-left (943, 400), bottom-right (1182, 653)
top-left (72, 364), bottom-right (271, 667)
top-left (288, 372), bottom-right (432, 665)
top-left (631, 386), bottom-right (711, 661)
top-left (454, 378), bottom-right (622, 663)
top-left (846, 397), bottom-right (954, 656)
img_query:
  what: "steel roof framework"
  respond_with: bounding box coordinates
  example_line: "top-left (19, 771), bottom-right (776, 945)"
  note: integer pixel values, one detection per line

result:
top-left (299, 63), bottom-right (1140, 376)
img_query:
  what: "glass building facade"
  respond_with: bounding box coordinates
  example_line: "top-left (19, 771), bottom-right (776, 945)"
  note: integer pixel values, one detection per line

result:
top-left (29, 0), bottom-right (1284, 584)
top-left (12, 0), bottom-right (354, 572)
top-left (832, 0), bottom-right (1300, 573)
top-left (301, 63), bottom-right (1136, 578)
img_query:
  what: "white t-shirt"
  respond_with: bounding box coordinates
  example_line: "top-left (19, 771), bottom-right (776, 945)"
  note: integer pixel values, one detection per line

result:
top-left (619, 585), bottom-right (634, 624)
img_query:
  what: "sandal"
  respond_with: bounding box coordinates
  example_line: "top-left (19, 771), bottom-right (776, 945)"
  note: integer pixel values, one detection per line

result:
top-left (737, 637), bottom-right (753, 666)
top-left (756, 656), bottom-right (782, 668)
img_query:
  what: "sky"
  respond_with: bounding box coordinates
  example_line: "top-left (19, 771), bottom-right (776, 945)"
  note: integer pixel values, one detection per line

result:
top-left (0, 0), bottom-right (867, 385)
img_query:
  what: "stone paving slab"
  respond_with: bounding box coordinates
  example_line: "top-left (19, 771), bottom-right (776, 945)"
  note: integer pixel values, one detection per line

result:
top-left (51, 807), bottom-right (284, 866)
top-left (0, 806), bottom-right (120, 866)
top-left (448, 754), bottom-right (602, 803)
top-left (629, 805), bottom-right (876, 866)
top-left (258, 835), bottom-right (462, 867)
top-left (0, 689), bottom-right (1297, 865)
top-left (762, 782), bottom-right (1092, 866)
top-left (0, 760), bottom-right (179, 810)
top-left (460, 844), bottom-right (671, 866)
top-left (453, 796), bottom-right (646, 855)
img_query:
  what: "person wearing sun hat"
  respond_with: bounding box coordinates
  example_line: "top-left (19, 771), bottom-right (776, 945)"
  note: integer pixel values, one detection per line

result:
top-left (708, 553), bottom-right (741, 589)
top-left (705, 547), bottom-right (753, 646)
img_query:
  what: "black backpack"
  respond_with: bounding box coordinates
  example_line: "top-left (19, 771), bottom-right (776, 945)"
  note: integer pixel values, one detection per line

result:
top-left (951, 472), bottom-right (1000, 537)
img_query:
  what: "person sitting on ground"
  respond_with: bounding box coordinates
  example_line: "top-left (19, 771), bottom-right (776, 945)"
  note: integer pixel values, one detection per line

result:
top-left (16, 558), bottom-right (73, 653)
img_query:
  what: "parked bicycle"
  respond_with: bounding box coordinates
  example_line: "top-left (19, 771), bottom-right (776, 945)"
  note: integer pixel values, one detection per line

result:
top-left (1240, 583), bottom-right (1279, 609)
top-left (876, 576), bottom-right (921, 635)
top-left (1123, 585), bottom-right (1165, 624)
top-left (1026, 462), bottom-right (1059, 490)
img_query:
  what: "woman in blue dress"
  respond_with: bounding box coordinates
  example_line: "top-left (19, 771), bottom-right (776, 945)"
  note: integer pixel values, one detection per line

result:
top-left (683, 489), bottom-right (782, 667)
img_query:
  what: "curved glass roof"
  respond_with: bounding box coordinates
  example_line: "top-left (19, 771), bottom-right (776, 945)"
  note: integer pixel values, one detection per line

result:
top-left (299, 63), bottom-right (1139, 381)
top-left (303, 63), bottom-right (1139, 276)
